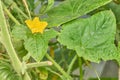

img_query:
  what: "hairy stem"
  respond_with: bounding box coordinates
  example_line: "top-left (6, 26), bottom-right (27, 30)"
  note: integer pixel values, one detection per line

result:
top-left (22, 0), bottom-right (31, 19)
top-left (46, 68), bottom-right (63, 79)
top-left (0, 1), bottom-right (31, 80)
top-left (67, 55), bottom-right (77, 74)
top-left (0, 0), bottom-right (21, 73)
top-left (119, 67), bottom-right (120, 80)
top-left (78, 57), bottom-right (83, 80)
top-left (27, 61), bottom-right (53, 68)
top-left (2, 3), bottom-right (20, 25)
top-left (24, 72), bottom-right (31, 80)
top-left (12, 2), bottom-right (29, 19)
top-left (46, 54), bottom-right (72, 80)
top-left (84, 60), bottom-right (100, 80)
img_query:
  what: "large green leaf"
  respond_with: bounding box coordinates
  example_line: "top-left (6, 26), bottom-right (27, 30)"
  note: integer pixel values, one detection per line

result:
top-left (44, 0), bottom-right (112, 27)
top-left (58, 11), bottom-right (119, 62)
top-left (24, 29), bottom-right (58, 61)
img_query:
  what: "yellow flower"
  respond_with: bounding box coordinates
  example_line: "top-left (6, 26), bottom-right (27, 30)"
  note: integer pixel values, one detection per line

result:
top-left (25, 17), bottom-right (48, 33)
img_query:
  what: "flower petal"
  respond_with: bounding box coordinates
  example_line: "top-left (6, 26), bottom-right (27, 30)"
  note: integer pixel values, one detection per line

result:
top-left (25, 20), bottom-right (33, 28)
top-left (25, 17), bottom-right (48, 33)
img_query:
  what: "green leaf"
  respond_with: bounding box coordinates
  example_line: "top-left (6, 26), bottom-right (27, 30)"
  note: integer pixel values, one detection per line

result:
top-left (24, 29), bottom-right (58, 61)
top-left (44, 0), bottom-right (112, 27)
top-left (58, 10), bottom-right (119, 62)
top-left (24, 33), bottom-right (48, 61)
top-left (12, 38), bottom-right (27, 58)
top-left (12, 25), bottom-right (32, 40)
top-left (106, 2), bottom-right (120, 23)
top-left (43, 29), bottom-right (58, 41)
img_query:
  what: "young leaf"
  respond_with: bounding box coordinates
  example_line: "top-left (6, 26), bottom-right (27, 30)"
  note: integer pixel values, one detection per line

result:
top-left (24, 29), bottom-right (58, 61)
top-left (58, 11), bottom-right (119, 62)
top-left (12, 25), bottom-right (32, 40)
top-left (44, 0), bottom-right (112, 27)
top-left (12, 24), bottom-right (57, 61)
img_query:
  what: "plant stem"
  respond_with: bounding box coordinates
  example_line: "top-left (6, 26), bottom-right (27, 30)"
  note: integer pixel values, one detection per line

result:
top-left (26, 61), bottom-right (53, 68)
top-left (2, 3), bottom-right (20, 25)
top-left (46, 54), bottom-right (72, 80)
top-left (119, 67), bottom-right (120, 80)
top-left (0, 1), bottom-right (31, 80)
top-left (84, 60), bottom-right (101, 80)
top-left (12, 3), bottom-right (29, 19)
top-left (78, 57), bottom-right (83, 80)
top-left (22, 0), bottom-right (31, 19)
top-left (46, 68), bottom-right (63, 79)
top-left (2, 0), bottom-right (28, 19)
top-left (67, 55), bottom-right (77, 74)
top-left (24, 72), bottom-right (31, 80)
top-left (0, 0), bottom-right (21, 73)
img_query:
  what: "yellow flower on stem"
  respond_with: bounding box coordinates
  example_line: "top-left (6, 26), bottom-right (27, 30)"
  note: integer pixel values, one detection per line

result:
top-left (25, 17), bottom-right (48, 33)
